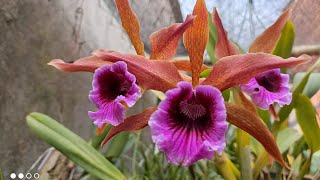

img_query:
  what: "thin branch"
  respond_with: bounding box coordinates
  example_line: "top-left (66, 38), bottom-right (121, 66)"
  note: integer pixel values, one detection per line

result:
top-left (292, 44), bottom-right (320, 56)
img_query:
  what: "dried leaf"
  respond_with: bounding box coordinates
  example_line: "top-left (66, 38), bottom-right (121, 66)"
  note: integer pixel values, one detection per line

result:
top-left (202, 53), bottom-right (309, 91)
top-left (93, 50), bottom-right (183, 92)
top-left (115, 0), bottom-right (145, 55)
top-left (249, 9), bottom-right (291, 53)
top-left (48, 56), bottom-right (111, 72)
top-left (101, 107), bottom-right (157, 145)
top-left (225, 102), bottom-right (289, 169)
top-left (150, 15), bottom-right (195, 60)
top-left (212, 8), bottom-right (239, 59)
top-left (183, 0), bottom-right (208, 87)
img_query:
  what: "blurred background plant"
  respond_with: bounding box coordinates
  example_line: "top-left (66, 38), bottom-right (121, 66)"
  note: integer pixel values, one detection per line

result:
top-left (1, 0), bottom-right (320, 179)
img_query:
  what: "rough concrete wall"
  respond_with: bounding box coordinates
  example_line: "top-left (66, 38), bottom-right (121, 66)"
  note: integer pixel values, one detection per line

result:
top-left (104, 0), bottom-right (186, 55)
top-left (0, 0), bottom-right (180, 177)
top-left (290, 0), bottom-right (320, 46)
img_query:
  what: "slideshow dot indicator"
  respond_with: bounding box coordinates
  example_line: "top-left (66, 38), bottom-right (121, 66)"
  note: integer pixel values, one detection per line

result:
top-left (10, 173), bottom-right (16, 179)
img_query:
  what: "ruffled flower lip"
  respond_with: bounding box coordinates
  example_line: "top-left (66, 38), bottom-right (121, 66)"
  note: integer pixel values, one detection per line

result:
top-left (149, 81), bottom-right (228, 166)
top-left (89, 61), bottom-right (141, 127)
top-left (241, 69), bottom-right (292, 110)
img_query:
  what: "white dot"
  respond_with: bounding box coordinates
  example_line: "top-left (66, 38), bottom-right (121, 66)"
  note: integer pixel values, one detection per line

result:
top-left (34, 173), bottom-right (40, 179)
top-left (26, 173), bottom-right (32, 179)
top-left (18, 173), bottom-right (24, 179)
top-left (10, 173), bottom-right (16, 179)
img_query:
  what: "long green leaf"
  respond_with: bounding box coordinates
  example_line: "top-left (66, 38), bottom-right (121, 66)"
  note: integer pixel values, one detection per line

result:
top-left (276, 128), bottom-right (302, 153)
top-left (89, 125), bottom-right (112, 149)
top-left (293, 73), bottom-right (320, 97)
top-left (253, 128), bottom-right (302, 179)
top-left (279, 58), bottom-right (320, 122)
top-left (206, 12), bottom-right (218, 64)
top-left (26, 112), bottom-right (125, 180)
top-left (105, 132), bottom-right (129, 158)
top-left (310, 150), bottom-right (320, 175)
top-left (200, 69), bottom-right (230, 101)
top-left (272, 21), bottom-right (295, 59)
top-left (0, 168), bottom-right (3, 180)
top-left (214, 152), bottom-right (240, 180)
top-left (295, 95), bottom-right (320, 152)
top-left (288, 154), bottom-right (302, 179)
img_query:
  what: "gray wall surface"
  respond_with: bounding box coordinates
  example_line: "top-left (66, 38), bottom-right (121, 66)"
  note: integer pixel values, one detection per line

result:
top-left (0, 0), bottom-right (181, 178)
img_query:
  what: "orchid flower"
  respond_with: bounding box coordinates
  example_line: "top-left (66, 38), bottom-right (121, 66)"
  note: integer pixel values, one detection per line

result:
top-left (211, 8), bottom-right (294, 110)
top-left (48, 0), bottom-right (310, 167)
top-left (88, 61), bottom-right (141, 127)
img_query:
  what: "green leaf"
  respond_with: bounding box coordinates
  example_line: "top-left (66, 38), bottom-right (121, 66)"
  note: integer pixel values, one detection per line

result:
top-left (253, 150), bottom-right (269, 179)
top-left (105, 132), bottom-right (129, 158)
top-left (0, 168), bottom-right (3, 180)
top-left (89, 125), bottom-right (112, 149)
top-left (200, 69), bottom-right (212, 78)
top-left (257, 109), bottom-right (271, 129)
top-left (26, 112), bottom-right (125, 180)
top-left (252, 128), bottom-right (300, 179)
top-left (214, 152), bottom-right (240, 180)
top-left (237, 129), bottom-right (252, 179)
top-left (295, 94), bottom-right (320, 152)
top-left (293, 73), bottom-right (320, 97)
top-left (288, 154), bottom-right (302, 179)
top-left (276, 128), bottom-right (302, 153)
top-left (279, 58), bottom-right (320, 122)
top-left (222, 89), bottom-right (230, 102)
top-left (239, 146), bottom-right (252, 180)
top-left (200, 69), bottom-right (230, 101)
top-left (310, 150), bottom-right (320, 175)
top-left (272, 21), bottom-right (295, 59)
top-left (206, 12), bottom-right (218, 64)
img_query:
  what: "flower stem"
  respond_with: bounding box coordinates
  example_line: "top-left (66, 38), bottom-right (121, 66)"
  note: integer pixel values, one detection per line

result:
top-left (132, 131), bottom-right (141, 178)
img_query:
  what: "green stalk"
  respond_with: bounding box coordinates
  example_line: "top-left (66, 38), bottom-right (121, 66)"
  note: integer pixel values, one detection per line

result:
top-left (298, 152), bottom-right (313, 179)
top-left (132, 131), bottom-right (141, 178)
top-left (214, 152), bottom-right (240, 180)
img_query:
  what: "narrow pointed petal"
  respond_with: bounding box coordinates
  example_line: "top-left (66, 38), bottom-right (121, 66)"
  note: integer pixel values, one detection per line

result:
top-left (93, 50), bottom-right (183, 92)
top-left (150, 15), bottom-right (196, 60)
top-left (101, 107), bottom-right (157, 145)
top-left (225, 102), bottom-right (289, 169)
top-left (115, 0), bottom-right (145, 55)
top-left (212, 8), bottom-right (239, 59)
top-left (202, 53), bottom-right (310, 91)
top-left (173, 60), bottom-right (209, 72)
top-left (249, 9), bottom-right (291, 53)
top-left (48, 56), bottom-right (111, 72)
top-left (183, 0), bottom-right (208, 87)
top-left (233, 89), bottom-right (257, 114)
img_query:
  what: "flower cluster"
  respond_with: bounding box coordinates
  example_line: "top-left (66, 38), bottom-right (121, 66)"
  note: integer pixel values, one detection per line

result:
top-left (49, 0), bottom-right (309, 168)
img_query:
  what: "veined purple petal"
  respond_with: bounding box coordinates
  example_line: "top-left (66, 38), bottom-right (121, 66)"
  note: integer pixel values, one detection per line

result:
top-left (241, 69), bottom-right (292, 110)
top-left (89, 61), bottom-right (141, 127)
top-left (149, 81), bottom-right (227, 166)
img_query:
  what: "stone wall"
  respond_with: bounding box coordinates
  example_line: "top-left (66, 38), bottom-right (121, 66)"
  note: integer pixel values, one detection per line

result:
top-left (0, 0), bottom-right (181, 177)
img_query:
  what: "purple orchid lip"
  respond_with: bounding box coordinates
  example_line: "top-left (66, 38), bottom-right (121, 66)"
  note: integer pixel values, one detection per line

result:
top-left (88, 61), bottom-right (141, 127)
top-left (241, 69), bottom-right (292, 110)
top-left (149, 81), bottom-right (228, 166)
